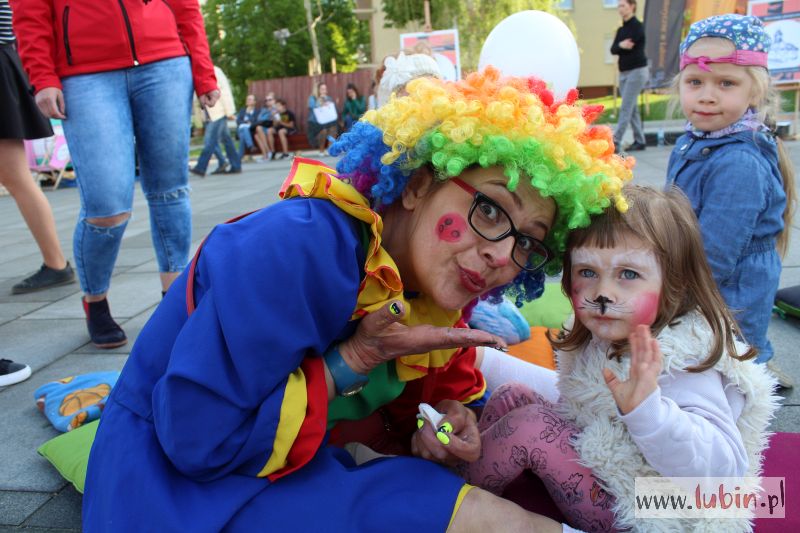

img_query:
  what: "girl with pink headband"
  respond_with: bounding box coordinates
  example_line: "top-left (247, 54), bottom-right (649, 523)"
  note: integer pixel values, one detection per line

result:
top-left (667, 13), bottom-right (796, 388)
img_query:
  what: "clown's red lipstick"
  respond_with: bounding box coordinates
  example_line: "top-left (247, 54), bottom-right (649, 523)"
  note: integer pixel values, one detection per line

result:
top-left (459, 267), bottom-right (486, 293)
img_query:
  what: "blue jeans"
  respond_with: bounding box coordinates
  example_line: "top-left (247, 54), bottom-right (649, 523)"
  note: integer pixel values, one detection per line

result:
top-left (61, 56), bottom-right (193, 295)
top-left (237, 124), bottom-right (254, 159)
top-left (194, 117), bottom-right (240, 173)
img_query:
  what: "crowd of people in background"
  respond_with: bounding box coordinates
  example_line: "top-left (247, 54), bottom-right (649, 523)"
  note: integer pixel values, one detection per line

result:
top-left (184, 45), bottom-right (441, 172)
top-left (203, 78), bottom-right (372, 168)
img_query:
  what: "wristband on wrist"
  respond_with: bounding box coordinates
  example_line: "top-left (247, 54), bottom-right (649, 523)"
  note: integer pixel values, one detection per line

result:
top-left (323, 343), bottom-right (369, 397)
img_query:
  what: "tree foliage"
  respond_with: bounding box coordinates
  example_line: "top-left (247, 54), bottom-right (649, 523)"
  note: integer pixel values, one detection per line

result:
top-left (203, 0), bottom-right (370, 104)
top-left (381, 0), bottom-right (568, 71)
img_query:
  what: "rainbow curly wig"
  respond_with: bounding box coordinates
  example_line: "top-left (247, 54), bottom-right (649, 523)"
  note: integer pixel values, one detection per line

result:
top-left (330, 66), bottom-right (633, 305)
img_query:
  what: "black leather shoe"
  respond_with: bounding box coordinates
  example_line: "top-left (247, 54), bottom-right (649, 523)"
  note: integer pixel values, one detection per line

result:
top-left (83, 298), bottom-right (127, 349)
top-left (625, 141), bottom-right (647, 151)
top-left (225, 167), bottom-right (242, 174)
top-left (12, 262), bottom-right (76, 294)
top-left (189, 168), bottom-right (205, 177)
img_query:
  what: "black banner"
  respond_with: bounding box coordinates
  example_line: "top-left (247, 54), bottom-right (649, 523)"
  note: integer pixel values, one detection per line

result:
top-left (643, 0), bottom-right (688, 88)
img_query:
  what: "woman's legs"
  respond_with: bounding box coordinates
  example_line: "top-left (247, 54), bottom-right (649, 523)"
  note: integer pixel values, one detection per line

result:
top-left (0, 139), bottom-right (67, 269)
top-left (461, 383), bottom-right (616, 532)
top-left (61, 70), bottom-right (136, 300)
top-left (613, 66), bottom-right (648, 147)
top-left (317, 125), bottom-right (337, 154)
top-left (61, 68), bottom-right (137, 347)
top-left (317, 128), bottom-right (328, 154)
top-left (129, 57), bottom-right (193, 293)
top-left (237, 125), bottom-right (253, 159)
top-left (254, 125), bottom-right (269, 158)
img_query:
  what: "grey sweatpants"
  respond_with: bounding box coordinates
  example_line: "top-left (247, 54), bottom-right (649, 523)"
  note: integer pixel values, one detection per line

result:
top-left (614, 65), bottom-right (649, 146)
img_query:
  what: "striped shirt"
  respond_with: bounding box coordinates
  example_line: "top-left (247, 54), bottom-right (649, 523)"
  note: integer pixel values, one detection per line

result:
top-left (0, 0), bottom-right (15, 44)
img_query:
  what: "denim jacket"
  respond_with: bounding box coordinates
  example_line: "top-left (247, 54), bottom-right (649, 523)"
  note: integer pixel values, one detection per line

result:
top-left (666, 130), bottom-right (785, 285)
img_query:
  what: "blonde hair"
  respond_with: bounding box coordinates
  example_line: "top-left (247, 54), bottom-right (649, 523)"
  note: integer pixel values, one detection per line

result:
top-left (311, 82), bottom-right (327, 100)
top-left (746, 66), bottom-right (797, 255)
top-left (552, 186), bottom-right (757, 372)
top-left (671, 39), bottom-right (796, 256)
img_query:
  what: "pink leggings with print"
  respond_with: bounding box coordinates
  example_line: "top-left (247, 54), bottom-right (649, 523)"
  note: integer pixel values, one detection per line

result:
top-left (459, 382), bottom-right (618, 533)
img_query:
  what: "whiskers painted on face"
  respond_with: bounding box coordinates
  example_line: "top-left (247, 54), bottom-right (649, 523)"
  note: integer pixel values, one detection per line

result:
top-left (577, 296), bottom-right (632, 316)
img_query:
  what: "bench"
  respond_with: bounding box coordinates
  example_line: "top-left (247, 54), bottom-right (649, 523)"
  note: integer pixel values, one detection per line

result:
top-left (242, 132), bottom-right (313, 157)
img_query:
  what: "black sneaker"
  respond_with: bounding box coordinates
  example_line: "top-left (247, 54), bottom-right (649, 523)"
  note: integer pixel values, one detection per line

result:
top-left (12, 262), bottom-right (76, 294)
top-left (279, 153), bottom-right (290, 159)
top-left (190, 168), bottom-right (205, 178)
top-left (625, 141), bottom-right (647, 151)
top-left (225, 167), bottom-right (242, 174)
top-left (83, 298), bottom-right (127, 349)
top-left (0, 359), bottom-right (32, 386)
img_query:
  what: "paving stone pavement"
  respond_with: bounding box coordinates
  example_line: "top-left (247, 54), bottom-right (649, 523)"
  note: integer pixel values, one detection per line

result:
top-left (2, 144), bottom-right (800, 530)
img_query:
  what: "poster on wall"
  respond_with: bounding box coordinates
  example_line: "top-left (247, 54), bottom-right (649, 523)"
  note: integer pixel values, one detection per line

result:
top-left (644, 0), bottom-right (688, 87)
top-left (688, 0), bottom-right (745, 23)
top-left (399, 29), bottom-right (461, 81)
top-left (749, 0), bottom-right (800, 83)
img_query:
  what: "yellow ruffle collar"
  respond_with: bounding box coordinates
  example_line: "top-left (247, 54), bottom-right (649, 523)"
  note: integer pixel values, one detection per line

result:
top-left (280, 158), bottom-right (462, 381)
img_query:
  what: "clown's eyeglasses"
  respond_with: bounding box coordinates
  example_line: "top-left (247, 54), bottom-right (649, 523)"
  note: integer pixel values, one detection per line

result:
top-left (451, 178), bottom-right (552, 273)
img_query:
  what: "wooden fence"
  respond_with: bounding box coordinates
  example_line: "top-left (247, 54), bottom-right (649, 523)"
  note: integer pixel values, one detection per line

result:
top-left (248, 70), bottom-right (375, 137)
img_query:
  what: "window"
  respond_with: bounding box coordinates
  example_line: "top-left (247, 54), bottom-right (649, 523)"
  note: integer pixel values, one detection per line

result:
top-left (604, 35), bottom-right (615, 64)
top-left (604, 0), bottom-right (617, 7)
top-left (558, 0), bottom-right (573, 9)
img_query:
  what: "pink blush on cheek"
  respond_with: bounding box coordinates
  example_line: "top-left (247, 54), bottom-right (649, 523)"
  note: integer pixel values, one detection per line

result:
top-left (436, 213), bottom-right (468, 243)
top-left (632, 292), bottom-right (660, 327)
top-left (570, 281), bottom-right (587, 309)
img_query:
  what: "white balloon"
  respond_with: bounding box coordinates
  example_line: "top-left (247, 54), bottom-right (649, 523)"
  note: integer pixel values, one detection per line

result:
top-left (479, 10), bottom-right (580, 99)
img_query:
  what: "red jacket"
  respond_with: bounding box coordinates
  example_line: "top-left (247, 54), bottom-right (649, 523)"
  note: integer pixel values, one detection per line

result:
top-left (10, 0), bottom-right (216, 96)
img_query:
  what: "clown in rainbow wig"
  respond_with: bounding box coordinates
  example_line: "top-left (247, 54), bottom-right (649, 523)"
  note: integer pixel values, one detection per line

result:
top-left (332, 66), bottom-right (633, 306)
top-left (83, 66), bottom-right (634, 533)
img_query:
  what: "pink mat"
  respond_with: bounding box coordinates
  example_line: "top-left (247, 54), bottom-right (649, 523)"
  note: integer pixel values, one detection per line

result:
top-left (754, 432), bottom-right (798, 531)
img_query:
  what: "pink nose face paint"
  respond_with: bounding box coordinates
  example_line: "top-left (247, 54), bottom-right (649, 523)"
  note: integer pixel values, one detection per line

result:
top-left (632, 292), bottom-right (660, 327)
top-left (436, 213), bottom-right (467, 243)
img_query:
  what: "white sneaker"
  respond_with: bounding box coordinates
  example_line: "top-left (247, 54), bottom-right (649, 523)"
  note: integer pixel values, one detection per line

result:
top-left (767, 361), bottom-right (795, 389)
top-left (0, 359), bottom-right (32, 386)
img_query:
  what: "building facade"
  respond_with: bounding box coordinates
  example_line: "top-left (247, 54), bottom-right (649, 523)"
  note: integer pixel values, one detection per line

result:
top-left (357, 0), bottom-right (642, 96)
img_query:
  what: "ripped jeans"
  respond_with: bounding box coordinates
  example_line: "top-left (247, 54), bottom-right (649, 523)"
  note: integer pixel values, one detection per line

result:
top-left (61, 57), bottom-right (193, 295)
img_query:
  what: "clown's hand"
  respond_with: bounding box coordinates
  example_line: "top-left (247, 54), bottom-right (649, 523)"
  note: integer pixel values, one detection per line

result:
top-left (603, 324), bottom-right (662, 415)
top-left (338, 300), bottom-right (507, 375)
top-left (411, 399), bottom-right (481, 465)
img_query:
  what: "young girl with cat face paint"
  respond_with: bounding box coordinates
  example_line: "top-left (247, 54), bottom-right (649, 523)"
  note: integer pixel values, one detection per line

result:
top-left (461, 186), bottom-right (779, 532)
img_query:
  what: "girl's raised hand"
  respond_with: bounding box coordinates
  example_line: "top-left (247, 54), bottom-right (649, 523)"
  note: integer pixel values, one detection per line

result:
top-left (602, 324), bottom-right (663, 415)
